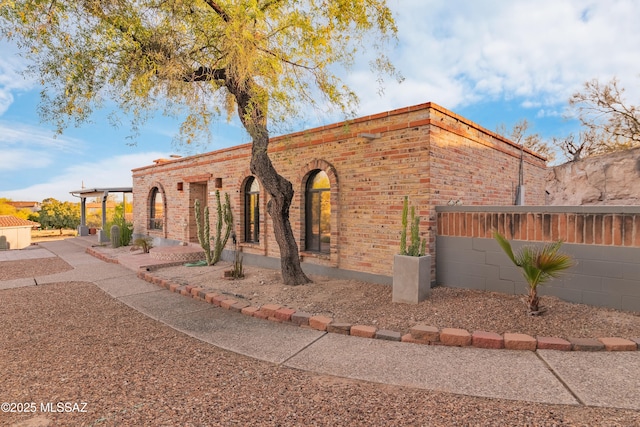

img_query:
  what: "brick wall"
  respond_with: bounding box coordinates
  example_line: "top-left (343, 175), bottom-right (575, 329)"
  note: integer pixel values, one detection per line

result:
top-left (132, 103), bottom-right (547, 282)
top-left (436, 206), bottom-right (640, 311)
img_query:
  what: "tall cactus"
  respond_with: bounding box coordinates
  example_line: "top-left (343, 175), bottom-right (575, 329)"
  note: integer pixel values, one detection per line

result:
top-left (194, 190), bottom-right (233, 266)
top-left (399, 196), bottom-right (426, 257)
top-left (213, 192), bottom-right (233, 264)
top-left (195, 198), bottom-right (211, 264)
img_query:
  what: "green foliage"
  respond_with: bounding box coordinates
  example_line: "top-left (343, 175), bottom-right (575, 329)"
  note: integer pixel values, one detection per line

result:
top-left (494, 232), bottom-right (574, 314)
top-left (105, 203), bottom-right (133, 246)
top-left (399, 196), bottom-right (426, 257)
top-left (0, 1), bottom-right (399, 142)
top-left (35, 198), bottom-right (80, 230)
top-left (195, 191), bottom-right (233, 266)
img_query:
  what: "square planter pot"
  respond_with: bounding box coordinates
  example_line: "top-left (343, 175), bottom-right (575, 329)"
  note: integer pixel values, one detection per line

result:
top-left (392, 254), bottom-right (431, 304)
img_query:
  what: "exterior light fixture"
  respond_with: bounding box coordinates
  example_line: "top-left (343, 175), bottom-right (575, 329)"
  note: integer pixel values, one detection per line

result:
top-left (357, 132), bottom-right (381, 140)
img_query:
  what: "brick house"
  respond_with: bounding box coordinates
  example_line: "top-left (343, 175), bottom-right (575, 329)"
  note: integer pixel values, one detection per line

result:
top-left (132, 102), bottom-right (547, 284)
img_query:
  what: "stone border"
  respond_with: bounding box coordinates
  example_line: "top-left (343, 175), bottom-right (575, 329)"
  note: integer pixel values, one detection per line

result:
top-left (132, 267), bottom-right (639, 353)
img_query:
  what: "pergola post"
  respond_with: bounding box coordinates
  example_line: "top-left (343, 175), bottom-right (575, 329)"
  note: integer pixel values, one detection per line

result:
top-left (98, 191), bottom-right (110, 243)
top-left (78, 197), bottom-right (88, 236)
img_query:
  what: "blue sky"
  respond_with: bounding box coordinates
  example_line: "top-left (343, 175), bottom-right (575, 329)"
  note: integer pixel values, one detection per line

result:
top-left (1, 0), bottom-right (640, 202)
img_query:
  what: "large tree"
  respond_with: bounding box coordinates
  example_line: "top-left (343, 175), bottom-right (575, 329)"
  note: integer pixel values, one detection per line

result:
top-left (1, 1), bottom-right (399, 285)
top-left (35, 198), bottom-right (80, 232)
top-left (567, 77), bottom-right (640, 156)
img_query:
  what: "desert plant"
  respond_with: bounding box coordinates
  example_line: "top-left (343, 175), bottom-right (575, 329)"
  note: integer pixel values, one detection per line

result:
top-left (195, 191), bottom-right (233, 266)
top-left (106, 209), bottom-right (133, 247)
top-left (399, 196), bottom-right (427, 257)
top-left (133, 237), bottom-right (153, 253)
top-left (494, 231), bottom-right (574, 315)
top-left (225, 232), bottom-right (245, 279)
top-left (110, 224), bottom-right (121, 248)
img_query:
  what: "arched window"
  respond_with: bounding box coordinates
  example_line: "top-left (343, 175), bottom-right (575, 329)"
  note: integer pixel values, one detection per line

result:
top-left (305, 170), bottom-right (330, 253)
top-left (244, 177), bottom-right (260, 243)
top-left (149, 187), bottom-right (164, 230)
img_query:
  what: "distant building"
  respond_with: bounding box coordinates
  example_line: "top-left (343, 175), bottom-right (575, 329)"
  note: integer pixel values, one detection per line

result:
top-left (0, 215), bottom-right (40, 249)
top-left (6, 201), bottom-right (41, 212)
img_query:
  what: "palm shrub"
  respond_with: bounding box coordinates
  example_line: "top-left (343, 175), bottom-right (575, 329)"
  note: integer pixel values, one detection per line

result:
top-left (400, 196), bottom-right (426, 256)
top-left (494, 231), bottom-right (574, 315)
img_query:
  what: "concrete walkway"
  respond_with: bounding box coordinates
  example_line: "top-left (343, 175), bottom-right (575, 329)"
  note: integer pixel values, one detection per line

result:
top-left (2, 239), bottom-right (639, 410)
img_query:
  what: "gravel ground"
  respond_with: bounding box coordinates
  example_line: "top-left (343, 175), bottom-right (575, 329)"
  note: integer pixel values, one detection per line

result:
top-left (148, 260), bottom-right (640, 340)
top-left (0, 258), bottom-right (73, 281)
top-left (2, 278), bottom-right (640, 426)
top-left (3, 254), bottom-right (639, 340)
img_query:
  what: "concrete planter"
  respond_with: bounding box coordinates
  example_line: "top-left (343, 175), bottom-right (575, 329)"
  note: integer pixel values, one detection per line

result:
top-left (392, 254), bottom-right (431, 304)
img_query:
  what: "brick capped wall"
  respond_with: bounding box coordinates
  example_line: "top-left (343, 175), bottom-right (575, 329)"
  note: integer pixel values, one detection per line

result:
top-left (437, 206), bottom-right (640, 247)
top-left (132, 102), bottom-right (547, 281)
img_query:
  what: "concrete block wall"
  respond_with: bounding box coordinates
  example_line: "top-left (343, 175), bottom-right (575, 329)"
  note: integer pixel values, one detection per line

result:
top-left (436, 206), bottom-right (640, 312)
top-left (132, 103), bottom-right (547, 281)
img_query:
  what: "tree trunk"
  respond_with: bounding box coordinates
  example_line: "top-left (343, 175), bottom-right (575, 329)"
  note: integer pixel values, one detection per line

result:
top-left (527, 286), bottom-right (540, 313)
top-left (228, 79), bottom-right (311, 286)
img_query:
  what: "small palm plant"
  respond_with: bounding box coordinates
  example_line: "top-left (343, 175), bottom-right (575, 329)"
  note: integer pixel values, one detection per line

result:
top-left (494, 231), bottom-right (574, 315)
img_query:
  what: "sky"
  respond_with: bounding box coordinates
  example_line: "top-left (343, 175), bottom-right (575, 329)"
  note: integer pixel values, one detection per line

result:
top-left (1, 0), bottom-right (639, 203)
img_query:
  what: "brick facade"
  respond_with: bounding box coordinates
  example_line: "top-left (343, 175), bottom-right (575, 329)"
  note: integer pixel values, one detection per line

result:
top-left (132, 102), bottom-right (547, 281)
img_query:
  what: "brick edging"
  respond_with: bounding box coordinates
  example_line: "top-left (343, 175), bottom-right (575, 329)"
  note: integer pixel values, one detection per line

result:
top-left (85, 249), bottom-right (638, 353)
top-left (86, 247), bottom-right (120, 264)
top-left (132, 269), bottom-right (639, 353)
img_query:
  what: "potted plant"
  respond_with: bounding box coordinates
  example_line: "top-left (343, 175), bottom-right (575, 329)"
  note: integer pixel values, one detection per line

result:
top-left (494, 231), bottom-right (574, 315)
top-left (392, 196), bottom-right (430, 304)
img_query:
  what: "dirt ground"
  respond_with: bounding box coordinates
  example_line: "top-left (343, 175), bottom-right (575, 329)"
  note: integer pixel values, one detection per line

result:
top-left (30, 229), bottom-right (77, 243)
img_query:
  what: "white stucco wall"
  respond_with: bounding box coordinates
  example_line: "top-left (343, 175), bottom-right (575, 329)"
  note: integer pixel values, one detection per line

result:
top-left (0, 226), bottom-right (32, 249)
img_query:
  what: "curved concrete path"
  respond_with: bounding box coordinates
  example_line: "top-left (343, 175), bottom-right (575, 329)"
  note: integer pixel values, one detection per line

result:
top-left (2, 239), bottom-right (639, 410)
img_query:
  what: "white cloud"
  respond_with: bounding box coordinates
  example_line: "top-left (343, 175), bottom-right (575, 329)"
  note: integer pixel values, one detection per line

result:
top-left (0, 149), bottom-right (53, 171)
top-left (0, 121), bottom-right (85, 172)
top-left (0, 151), bottom-right (169, 202)
top-left (352, 0), bottom-right (640, 115)
top-left (0, 121), bottom-right (83, 151)
top-left (0, 42), bottom-right (35, 115)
